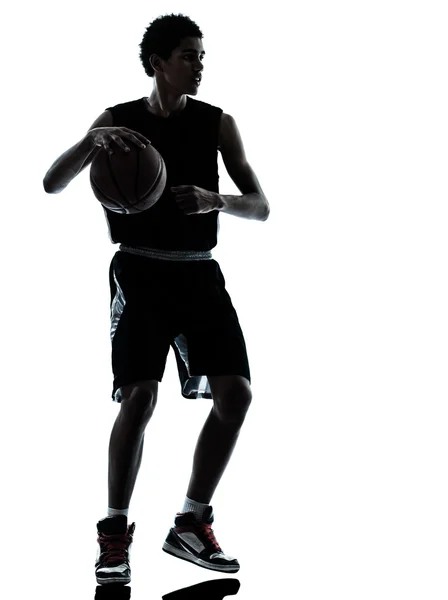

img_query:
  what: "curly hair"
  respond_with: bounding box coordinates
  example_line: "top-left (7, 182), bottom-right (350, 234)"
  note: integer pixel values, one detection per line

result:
top-left (139, 13), bottom-right (203, 78)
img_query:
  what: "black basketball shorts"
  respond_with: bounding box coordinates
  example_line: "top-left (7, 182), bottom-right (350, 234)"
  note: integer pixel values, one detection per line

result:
top-left (109, 251), bottom-right (251, 402)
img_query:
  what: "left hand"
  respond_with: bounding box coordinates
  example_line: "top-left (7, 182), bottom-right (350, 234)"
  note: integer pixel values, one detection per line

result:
top-left (171, 185), bottom-right (220, 215)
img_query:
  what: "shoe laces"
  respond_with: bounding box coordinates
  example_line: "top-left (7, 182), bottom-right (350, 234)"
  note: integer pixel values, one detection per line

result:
top-left (200, 522), bottom-right (222, 553)
top-left (99, 532), bottom-right (130, 564)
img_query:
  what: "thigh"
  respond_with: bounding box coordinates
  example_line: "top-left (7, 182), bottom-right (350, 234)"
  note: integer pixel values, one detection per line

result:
top-left (181, 261), bottom-right (251, 383)
top-left (110, 252), bottom-right (179, 397)
top-left (112, 302), bottom-right (173, 377)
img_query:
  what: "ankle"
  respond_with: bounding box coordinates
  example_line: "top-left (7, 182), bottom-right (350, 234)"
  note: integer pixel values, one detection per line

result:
top-left (182, 496), bottom-right (210, 521)
top-left (107, 506), bottom-right (129, 518)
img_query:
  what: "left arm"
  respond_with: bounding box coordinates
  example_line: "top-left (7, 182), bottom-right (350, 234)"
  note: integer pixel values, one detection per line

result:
top-left (171, 113), bottom-right (270, 220)
top-left (217, 112), bottom-right (270, 221)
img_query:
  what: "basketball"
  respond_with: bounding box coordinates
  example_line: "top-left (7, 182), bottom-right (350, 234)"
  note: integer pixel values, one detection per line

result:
top-left (90, 143), bottom-right (167, 215)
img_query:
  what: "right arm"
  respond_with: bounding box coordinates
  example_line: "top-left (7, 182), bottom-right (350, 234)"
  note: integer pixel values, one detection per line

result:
top-left (43, 110), bottom-right (113, 194)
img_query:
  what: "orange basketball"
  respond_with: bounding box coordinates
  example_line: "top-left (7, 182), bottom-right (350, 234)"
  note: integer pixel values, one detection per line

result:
top-left (90, 143), bottom-right (167, 215)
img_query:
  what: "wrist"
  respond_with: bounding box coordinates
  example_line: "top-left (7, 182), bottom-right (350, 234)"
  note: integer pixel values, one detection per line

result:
top-left (84, 130), bottom-right (97, 150)
top-left (214, 193), bottom-right (226, 211)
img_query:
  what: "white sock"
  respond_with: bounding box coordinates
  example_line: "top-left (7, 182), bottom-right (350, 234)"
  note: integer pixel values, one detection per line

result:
top-left (182, 496), bottom-right (209, 522)
top-left (107, 506), bottom-right (129, 518)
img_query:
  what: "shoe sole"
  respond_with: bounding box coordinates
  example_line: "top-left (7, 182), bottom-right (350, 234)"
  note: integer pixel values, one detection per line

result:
top-left (162, 541), bottom-right (240, 573)
top-left (96, 574), bottom-right (131, 585)
top-left (95, 572), bottom-right (131, 585)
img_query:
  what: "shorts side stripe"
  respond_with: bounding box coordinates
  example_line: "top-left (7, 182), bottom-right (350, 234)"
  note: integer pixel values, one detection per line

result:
top-left (110, 269), bottom-right (126, 342)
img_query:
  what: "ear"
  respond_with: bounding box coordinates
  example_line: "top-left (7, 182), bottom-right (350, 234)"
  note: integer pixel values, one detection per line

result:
top-left (150, 54), bottom-right (162, 74)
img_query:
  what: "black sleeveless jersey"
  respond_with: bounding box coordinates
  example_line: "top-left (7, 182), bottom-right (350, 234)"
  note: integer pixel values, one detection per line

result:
top-left (102, 96), bottom-right (223, 251)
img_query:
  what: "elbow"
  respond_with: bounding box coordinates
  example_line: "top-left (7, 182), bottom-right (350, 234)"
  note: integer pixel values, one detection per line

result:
top-left (262, 200), bottom-right (270, 221)
top-left (43, 175), bottom-right (61, 194)
top-left (43, 175), bottom-right (54, 194)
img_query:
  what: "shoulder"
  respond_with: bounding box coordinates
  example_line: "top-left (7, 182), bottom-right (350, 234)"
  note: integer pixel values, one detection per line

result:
top-left (186, 97), bottom-right (229, 129)
top-left (105, 98), bottom-right (143, 113)
top-left (218, 112), bottom-right (237, 149)
top-left (187, 97), bottom-right (223, 118)
top-left (103, 98), bottom-right (146, 127)
top-left (186, 98), bottom-right (224, 144)
top-left (220, 112), bottom-right (233, 126)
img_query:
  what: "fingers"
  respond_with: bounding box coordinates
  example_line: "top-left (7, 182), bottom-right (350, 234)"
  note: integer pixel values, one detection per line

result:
top-left (95, 128), bottom-right (151, 155)
top-left (110, 134), bottom-right (130, 152)
top-left (129, 133), bottom-right (151, 148)
top-left (120, 132), bottom-right (150, 151)
top-left (103, 141), bottom-right (113, 155)
top-left (106, 134), bottom-right (148, 155)
top-left (129, 134), bottom-right (149, 149)
top-left (122, 127), bottom-right (151, 146)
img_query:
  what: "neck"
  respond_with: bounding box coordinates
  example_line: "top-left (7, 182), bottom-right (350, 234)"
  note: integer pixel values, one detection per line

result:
top-left (147, 80), bottom-right (187, 117)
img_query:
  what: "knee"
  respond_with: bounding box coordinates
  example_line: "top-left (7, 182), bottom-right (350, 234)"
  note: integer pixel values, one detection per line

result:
top-left (213, 378), bottom-right (252, 425)
top-left (119, 380), bottom-right (158, 428)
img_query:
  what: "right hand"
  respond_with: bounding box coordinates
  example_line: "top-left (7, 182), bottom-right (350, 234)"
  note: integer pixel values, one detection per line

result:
top-left (88, 126), bottom-right (151, 155)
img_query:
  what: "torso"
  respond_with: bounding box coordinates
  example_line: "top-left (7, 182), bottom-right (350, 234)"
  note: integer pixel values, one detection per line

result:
top-left (143, 95), bottom-right (224, 150)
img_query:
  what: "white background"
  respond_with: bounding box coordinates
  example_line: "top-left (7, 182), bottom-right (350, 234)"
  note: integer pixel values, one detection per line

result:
top-left (1, 1), bottom-right (448, 598)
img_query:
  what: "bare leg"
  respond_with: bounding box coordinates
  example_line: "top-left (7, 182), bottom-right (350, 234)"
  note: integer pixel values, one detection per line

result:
top-left (186, 375), bottom-right (252, 504)
top-left (108, 416), bottom-right (146, 508)
top-left (108, 380), bottom-right (158, 509)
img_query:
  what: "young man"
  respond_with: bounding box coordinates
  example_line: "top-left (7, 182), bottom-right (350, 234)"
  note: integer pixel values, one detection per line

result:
top-left (43, 14), bottom-right (269, 585)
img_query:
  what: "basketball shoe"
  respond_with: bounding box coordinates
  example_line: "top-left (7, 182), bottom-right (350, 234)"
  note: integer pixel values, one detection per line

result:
top-left (95, 516), bottom-right (135, 585)
top-left (162, 506), bottom-right (240, 573)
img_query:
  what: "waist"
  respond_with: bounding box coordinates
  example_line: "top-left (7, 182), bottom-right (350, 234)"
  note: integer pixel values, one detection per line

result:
top-left (119, 244), bottom-right (213, 262)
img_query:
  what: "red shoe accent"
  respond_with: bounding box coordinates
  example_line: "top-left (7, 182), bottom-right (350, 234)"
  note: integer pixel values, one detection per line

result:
top-left (200, 523), bottom-right (222, 552)
top-left (97, 532), bottom-right (131, 564)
